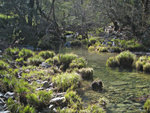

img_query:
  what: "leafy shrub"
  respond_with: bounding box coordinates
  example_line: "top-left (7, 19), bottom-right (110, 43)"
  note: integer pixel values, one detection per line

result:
top-left (69, 58), bottom-right (87, 69)
top-left (136, 61), bottom-right (144, 71)
top-left (77, 68), bottom-right (93, 80)
top-left (27, 55), bottom-right (44, 66)
top-left (88, 46), bottom-right (95, 51)
top-left (19, 48), bottom-right (34, 60)
top-left (97, 47), bottom-right (108, 52)
top-left (38, 90), bottom-right (53, 105)
top-left (65, 90), bottom-right (82, 109)
top-left (143, 63), bottom-right (150, 73)
top-left (59, 53), bottom-right (77, 64)
top-left (5, 48), bottom-right (20, 59)
top-left (38, 51), bottom-right (55, 59)
top-left (52, 72), bottom-right (81, 91)
top-left (22, 105), bottom-right (36, 113)
top-left (26, 93), bottom-right (39, 107)
top-left (144, 99), bottom-right (150, 113)
top-left (0, 60), bottom-right (9, 70)
top-left (106, 57), bottom-right (119, 67)
top-left (45, 58), bottom-right (53, 65)
top-left (116, 51), bottom-right (136, 68)
top-left (110, 47), bottom-right (122, 53)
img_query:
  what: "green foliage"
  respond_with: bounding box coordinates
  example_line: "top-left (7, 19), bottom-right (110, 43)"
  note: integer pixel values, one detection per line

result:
top-left (136, 61), bottom-right (144, 71)
top-left (27, 55), bottom-right (44, 66)
top-left (38, 90), bottom-right (53, 105)
top-left (52, 72), bottom-right (81, 91)
top-left (97, 47), bottom-right (108, 52)
top-left (116, 51), bottom-right (136, 68)
top-left (69, 58), bottom-right (87, 69)
top-left (143, 63), bottom-right (150, 73)
top-left (77, 68), bottom-right (93, 80)
top-left (88, 46), bottom-right (95, 51)
top-left (0, 60), bottom-right (9, 70)
top-left (38, 51), bottom-right (55, 59)
top-left (110, 47), bottom-right (122, 53)
top-left (22, 105), bottom-right (36, 113)
top-left (26, 93), bottom-right (39, 107)
top-left (45, 58), bottom-right (53, 65)
top-left (85, 104), bottom-right (105, 113)
top-left (5, 48), bottom-right (20, 59)
top-left (65, 90), bottom-right (82, 109)
top-left (19, 48), bottom-right (34, 60)
top-left (106, 57), bottom-right (119, 67)
top-left (144, 99), bottom-right (150, 113)
top-left (59, 53), bottom-right (78, 64)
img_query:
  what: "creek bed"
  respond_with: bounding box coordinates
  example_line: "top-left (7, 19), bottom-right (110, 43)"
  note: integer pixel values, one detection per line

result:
top-left (61, 48), bottom-right (150, 113)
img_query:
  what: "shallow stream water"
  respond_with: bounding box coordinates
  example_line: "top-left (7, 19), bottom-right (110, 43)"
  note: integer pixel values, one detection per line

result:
top-left (61, 48), bottom-right (150, 113)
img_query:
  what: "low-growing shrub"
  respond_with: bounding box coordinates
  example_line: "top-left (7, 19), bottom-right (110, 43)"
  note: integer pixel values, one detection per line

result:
top-left (0, 60), bottom-right (9, 70)
top-left (69, 58), bottom-right (87, 69)
top-left (59, 53), bottom-right (77, 64)
top-left (136, 61), bottom-right (144, 71)
top-left (88, 46), bottom-right (95, 51)
top-left (27, 56), bottom-right (44, 66)
top-left (5, 48), bottom-right (20, 59)
top-left (19, 48), bottom-right (34, 60)
top-left (116, 51), bottom-right (136, 68)
top-left (52, 72), bottom-right (81, 91)
top-left (77, 68), bottom-right (93, 80)
top-left (45, 58), bottom-right (53, 65)
top-left (143, 63), bottom-right (150, 73)
top-left (38, 51), bottom-right (55, 59)
top-left (106, 57), bottom-right (119, 67)
top-left (22, 105), bottom-right (36, 113)
top-left (144, 99), bottom-right (150, 113)
top-left (97, 47), bottom-right (108, 52)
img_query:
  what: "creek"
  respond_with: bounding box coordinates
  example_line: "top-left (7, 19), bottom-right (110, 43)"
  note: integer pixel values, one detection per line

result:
top-left (61, 48), bottom-right (150, 113)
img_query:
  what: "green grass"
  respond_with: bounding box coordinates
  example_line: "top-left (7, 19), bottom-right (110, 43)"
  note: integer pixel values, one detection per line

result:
top-left (52, 72), bottom-right (81, 91)
top-left (106, 57), bottom-right (119, 67)
top-left (0, 60), bottom-right (9, 70)
top-left (27, 55), bottom-right (44, 66)
top-left (38, 51), bottom-right (55, 59)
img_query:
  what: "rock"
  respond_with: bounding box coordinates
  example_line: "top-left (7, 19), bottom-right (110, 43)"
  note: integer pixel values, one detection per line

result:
top-left (0, 93), bottom-right (3, 98)
top-left (0, 111), bottom-right (10, 113)
top-left (36, 87), bottom-right (44, 91)
top-left (50, 97), bottom-right (65, 104)
top-left (42, 81), bottom-right (50, 88)
top-left (49, 104), bottom-right (54, 110)
top-left (40, 62), bottom-right (51, 68)
top-left (4, 92), bottom-right (14, 99)
top-left (91, 80), bottom-right (103, 91)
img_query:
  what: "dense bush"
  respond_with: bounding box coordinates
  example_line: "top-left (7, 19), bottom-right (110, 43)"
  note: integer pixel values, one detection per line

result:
top-left (38, 51), bottom-right (55, 59)
top-left (19, 48), bottom-right (34, 60)
top-left (69, 57), bottom-right (87, 69)
top-left (59, 53), bottom-right (77, 64)
top-left (0, 60), bottom-right (9, 70)
top-left (144, 99), bottom-right (150, 113)
top-left (116, 51), bottom-right (136, 68)
top-left (52, 72), bottom-right (81, 91)
top-left (77, 68), bottom-right (93, 80)
top-left (27, 55), bottom-right (44, 66)
top-left (143, 63), bottom-right (150, 73)
top-left (5, 48), bottom-right (20, 59)
top-left (106, 57), bottom-right (119, 67)
top-left (97, 47), bottom-right (108, 52)
top-left (88, 46), bottom-right (95, 51)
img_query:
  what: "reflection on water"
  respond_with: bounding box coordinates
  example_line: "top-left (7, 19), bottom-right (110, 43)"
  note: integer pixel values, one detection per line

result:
top-left (61, 48), bottom-right (150, 113)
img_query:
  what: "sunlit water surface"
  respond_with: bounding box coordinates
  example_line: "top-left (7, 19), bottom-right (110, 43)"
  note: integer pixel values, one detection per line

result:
top-left (61, 48), bottom-right (150, 113)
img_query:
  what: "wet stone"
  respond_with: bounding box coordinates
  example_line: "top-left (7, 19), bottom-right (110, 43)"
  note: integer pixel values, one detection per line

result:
top-left (50, 97), bottom-right (65, 104)
top-left (4, 92), bottom-right (14, 99)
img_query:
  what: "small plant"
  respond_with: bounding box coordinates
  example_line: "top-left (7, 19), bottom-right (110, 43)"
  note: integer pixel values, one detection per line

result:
top-left (19, 48), bottom-right (34, 60)
top-left (97, 47), bottom-right (108, 52)
top-left (88, 46), bottom-right (95, 51)
top-left (116, 51), bottom-right (136, 68)
top-left (69, 58), bottom-right (87, 69)
top-left (45, 58), bottom-right (53, 65)
top-left (38, 90), bottom-right (53, 105)
top-left (52, 72), bottom-right (81, 91)
top-left (106, 57), bottom-right (119, 67)
top-left (5, 48), bottom-right (20, 59)
top-left (65, 90), bottom-right (82, 109)
top-left (27, 55), bottom-right (44, 66)
top-left (143, 63), bottom-right (150, 73)
top-left (144, 99), bottom-right (150, 113)
top-left (0, 60), bottom-right (9, 70)
top-left (22, 105), bottom-right (36, 113)
top-left (77, 68), bottom-right (93, 80)
top-left (59, 53), bottom-right (77, 64)
top-left (38, 51), bottom-right (55, 59)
